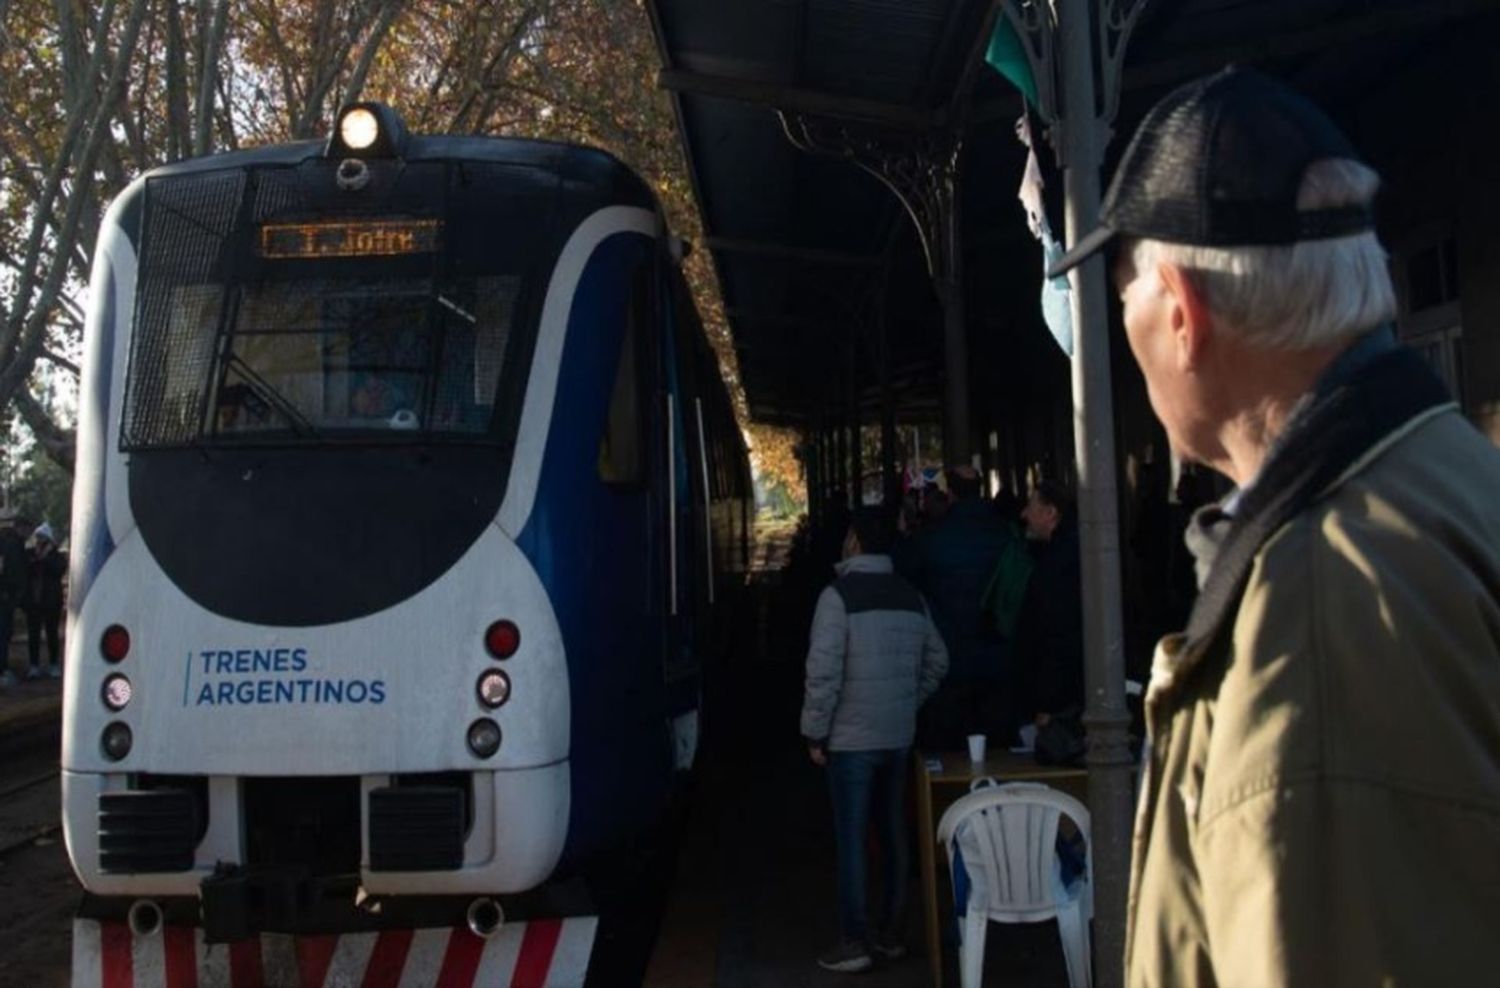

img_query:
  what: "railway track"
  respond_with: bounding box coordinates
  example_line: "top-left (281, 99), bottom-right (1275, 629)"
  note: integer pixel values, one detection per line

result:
top-left (0, 767), bottom-right (63, 858)
top-left (0, 768), bottom-right (60, 801)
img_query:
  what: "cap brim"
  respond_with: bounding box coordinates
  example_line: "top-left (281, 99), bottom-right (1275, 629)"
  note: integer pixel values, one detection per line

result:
top-left (1047, 224), bottom-right (1117, 280)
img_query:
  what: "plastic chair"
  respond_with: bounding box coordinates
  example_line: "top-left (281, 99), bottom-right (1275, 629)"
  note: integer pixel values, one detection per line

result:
top-left (936, 782), bottom-right (1093, 988)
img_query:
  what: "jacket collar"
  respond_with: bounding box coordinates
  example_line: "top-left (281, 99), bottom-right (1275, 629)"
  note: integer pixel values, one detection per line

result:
top-left (835, 554), bottom-right (894, 577)
top-left (1152, 336), bottom-right (1454, 703)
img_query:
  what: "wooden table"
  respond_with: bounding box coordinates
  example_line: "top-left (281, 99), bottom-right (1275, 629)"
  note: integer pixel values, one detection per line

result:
top-left (915, 751), bottom-right (1088, 988)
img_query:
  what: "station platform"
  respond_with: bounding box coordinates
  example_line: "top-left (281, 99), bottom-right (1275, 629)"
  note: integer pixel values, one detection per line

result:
top-left (0, 640), bottom-right (64, 737)
top-left (643, 521), bottom-right (1073, 987)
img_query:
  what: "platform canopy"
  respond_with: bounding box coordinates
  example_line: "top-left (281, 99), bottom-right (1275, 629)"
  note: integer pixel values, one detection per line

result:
top-left (646, 0), bottom-right (1498, 429)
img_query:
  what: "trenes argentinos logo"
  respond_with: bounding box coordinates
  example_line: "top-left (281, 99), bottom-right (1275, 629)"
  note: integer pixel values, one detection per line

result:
top-left (183, 647), bottom-right (387, 707)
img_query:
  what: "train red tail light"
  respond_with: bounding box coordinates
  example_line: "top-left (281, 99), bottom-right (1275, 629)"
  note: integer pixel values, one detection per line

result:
top-left (101, 625), bottom-right (131, 663)
top-left (484, 620), bottom-right (520, 659)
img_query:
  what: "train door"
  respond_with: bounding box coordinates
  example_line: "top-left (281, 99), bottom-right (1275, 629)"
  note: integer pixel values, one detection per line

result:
top-left (659, 259), bottom-right (705, 770)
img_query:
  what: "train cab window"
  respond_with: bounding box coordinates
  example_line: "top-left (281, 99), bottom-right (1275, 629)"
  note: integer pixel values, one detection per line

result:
top-left (207, 276), bottom-right (517, 439)
top-left (119, 164), bottom-right (552, 451)
top-left (598, 263), bottom-right (652, 486)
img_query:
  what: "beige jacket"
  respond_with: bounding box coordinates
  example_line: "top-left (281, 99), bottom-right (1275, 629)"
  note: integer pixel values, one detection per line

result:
top-left (1128, 402), bottom-right (1500, 987)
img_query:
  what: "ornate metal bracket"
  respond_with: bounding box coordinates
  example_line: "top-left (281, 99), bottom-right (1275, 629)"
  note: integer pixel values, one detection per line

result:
top-left (998, 0), bottom-right (1060, 126)
top-left (999, 0), bottom-right (1156, 163)
top-left (778, 110), bottom-right (961, 290)
top-left (1099, 0), bottom-right (1154, 140)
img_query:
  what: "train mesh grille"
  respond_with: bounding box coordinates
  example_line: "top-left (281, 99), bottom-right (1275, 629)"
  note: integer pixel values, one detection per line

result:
top-left (120, 171), bottom-right (245, 449)
top-left (98, 789), bottom-right (201, 873)
top-left (368, 786), bottom-right (466, 871)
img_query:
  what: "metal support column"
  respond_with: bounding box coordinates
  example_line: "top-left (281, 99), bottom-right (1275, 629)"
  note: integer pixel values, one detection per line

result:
top-left (812, 414), bottom-right (824, 521)
top-left (879, 304), bottom-right (900, 510)
top-left (847, 329), bottom-right (862, 505)
top-left (831, 393), bottom-right (846, 503)
top-left (818, 415), bottom-right (832, 512)
top-left (777, 115), bottom-right (968, 466)
top-left (1052, 2), bottom-right (1151, 985)
top-left (807, 419), bottom-right (822, 528)
top-left (939, 176), bottom-right (970, 466)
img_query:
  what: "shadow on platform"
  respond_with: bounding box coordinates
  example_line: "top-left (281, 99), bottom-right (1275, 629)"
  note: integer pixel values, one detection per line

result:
top-left (647, 521), bottom-right (1073, 987)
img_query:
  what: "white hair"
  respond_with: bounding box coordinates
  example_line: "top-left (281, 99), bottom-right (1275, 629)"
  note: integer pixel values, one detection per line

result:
top-left (1131, 159), bottom-right (1396, 350)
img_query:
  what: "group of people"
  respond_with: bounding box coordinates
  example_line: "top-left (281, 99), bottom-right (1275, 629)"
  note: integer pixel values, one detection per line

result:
top-left (798, 469), bottom-right (1084, 973)
top-left (900, 467), bottom-right (1087, 760)
top-left (799, 67), bottom-right (1500, 984)
top-left (0, 509), bottom-right (66, 686)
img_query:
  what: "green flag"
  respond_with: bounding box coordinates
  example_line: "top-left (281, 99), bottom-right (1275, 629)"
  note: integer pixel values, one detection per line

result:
top-left (984, 16), bottom-right (1038, 110)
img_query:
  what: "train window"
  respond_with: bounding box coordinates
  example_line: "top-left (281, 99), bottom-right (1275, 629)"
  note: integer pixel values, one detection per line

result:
top-left (120, 164), bottom-right (553, 450)
top-left (599, 266), bottom-right (650, 486)
top-left (206, 276), bottom-right (515, 439)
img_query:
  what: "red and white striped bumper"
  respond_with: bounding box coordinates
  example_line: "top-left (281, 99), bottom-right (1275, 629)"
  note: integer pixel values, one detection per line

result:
top-left (72, 917), bottom-right (597, 987)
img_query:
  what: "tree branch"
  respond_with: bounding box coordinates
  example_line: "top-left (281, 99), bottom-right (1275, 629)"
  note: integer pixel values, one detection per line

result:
top-left (193, 0), bottom-right (230, 155)
top-left (341, 0), bottom-right (404, 107)
top-left (13, 389), bottom-right (75, 474)
top-left (40, 349), bottom-right (80, 377)
top-left (0, 0), bottom-right (150, 407)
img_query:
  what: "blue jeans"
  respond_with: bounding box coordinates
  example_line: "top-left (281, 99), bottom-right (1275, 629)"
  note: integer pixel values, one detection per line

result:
top-left (827, 747), bottom-right (910, 941)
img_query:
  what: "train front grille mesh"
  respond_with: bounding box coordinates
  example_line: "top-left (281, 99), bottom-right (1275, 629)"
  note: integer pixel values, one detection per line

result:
top-left (98, 789), bottom-right (201, 873)
top-left (120, 170), bottom-right (245, 449)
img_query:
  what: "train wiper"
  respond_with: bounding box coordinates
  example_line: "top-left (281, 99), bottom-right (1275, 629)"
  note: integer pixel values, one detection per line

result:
top-left (436, 293), bottom-right (477, 325)
top-left (221, 354), bottom-right (321, 439)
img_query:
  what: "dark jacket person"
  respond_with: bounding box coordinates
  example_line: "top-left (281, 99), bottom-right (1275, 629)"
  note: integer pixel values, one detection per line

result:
top-left (1015, 482), bottom-right (1085, 727)
top-left (899, 466), bottom-right (1017, 747)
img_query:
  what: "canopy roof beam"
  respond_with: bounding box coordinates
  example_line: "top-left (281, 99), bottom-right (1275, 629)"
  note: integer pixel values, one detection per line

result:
top-left (658, 68), bottom-right (939, 130)
top-left (705, 236), bottom-right (882, 267)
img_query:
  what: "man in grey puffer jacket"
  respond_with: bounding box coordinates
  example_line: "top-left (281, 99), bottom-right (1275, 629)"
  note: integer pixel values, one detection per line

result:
top-left (802, 508), bottom-right (949, 973)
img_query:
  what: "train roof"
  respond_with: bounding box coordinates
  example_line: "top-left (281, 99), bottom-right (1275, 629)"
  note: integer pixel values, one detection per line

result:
top-left (133, 134), bottom-right (661, 216)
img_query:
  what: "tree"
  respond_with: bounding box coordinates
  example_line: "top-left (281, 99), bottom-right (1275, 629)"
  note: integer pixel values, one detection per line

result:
top-left (0, 0), bottom-right (804, 512)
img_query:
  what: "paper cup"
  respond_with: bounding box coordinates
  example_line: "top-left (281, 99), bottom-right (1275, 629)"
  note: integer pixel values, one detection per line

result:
top-left (967, 733), bottom-right (987, 763)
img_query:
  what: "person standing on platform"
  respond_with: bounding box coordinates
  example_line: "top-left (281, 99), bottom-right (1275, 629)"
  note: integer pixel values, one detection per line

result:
top-left (1049, 66), bottom-right (1500, 985)
top-left (0, 510), bottom-right (26, 687)
top-left (1015, 481), bottom-right (1085, 762)
top-left (24, 523), bottom-right (65, 679)
top-left (899, 465), bottom-right (1016, 750)
top-left (801, 508), bottom-right (948, 973)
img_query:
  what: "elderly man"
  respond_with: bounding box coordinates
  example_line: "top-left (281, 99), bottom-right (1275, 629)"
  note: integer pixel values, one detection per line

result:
top-left (1050, 68), bottom-right (1500, 985)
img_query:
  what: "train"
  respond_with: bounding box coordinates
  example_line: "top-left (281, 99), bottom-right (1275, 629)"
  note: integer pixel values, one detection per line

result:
top-left (62, 101), bottom-right (751, 951)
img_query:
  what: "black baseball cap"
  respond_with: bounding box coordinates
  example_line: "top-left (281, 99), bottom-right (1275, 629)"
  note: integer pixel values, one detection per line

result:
top-left (1048, 67), bottom-right (1374, 278)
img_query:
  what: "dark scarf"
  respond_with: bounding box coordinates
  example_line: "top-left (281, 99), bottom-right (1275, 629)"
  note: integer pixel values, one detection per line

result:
top-left (1178, 334), bottom-right (1453, 671)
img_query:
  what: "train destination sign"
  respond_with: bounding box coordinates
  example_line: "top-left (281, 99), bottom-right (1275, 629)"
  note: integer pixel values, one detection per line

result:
top-left (259, 218), bottom-right (441, 258)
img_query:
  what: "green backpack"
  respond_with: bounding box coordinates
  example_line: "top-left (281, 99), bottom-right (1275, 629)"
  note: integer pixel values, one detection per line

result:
top-left (980, 528), bottom-right (1034, 639)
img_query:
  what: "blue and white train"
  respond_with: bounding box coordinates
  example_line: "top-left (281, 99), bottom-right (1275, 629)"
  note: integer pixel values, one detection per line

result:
top-left (62, 103), bottom-right (751, 939)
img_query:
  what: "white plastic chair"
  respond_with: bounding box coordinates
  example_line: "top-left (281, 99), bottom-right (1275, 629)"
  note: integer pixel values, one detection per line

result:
top-left (936, 781), bottom-right (1093, 988)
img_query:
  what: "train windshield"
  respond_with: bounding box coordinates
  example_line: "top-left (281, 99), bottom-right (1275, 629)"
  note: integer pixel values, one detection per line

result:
top-left (208, 274), bottom-right (514, 438)
top-left (120, 161), bottom-right (559, 449)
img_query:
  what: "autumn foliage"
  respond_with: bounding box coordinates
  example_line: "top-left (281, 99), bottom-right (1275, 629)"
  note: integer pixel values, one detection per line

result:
top-left (0, 0), bottom-right (804, 504)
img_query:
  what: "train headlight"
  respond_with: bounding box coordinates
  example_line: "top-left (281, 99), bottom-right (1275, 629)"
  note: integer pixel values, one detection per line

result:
top-left (477, 670), bottom-right (511, 708)
top-left (102, 674), bottom-right (132, 711)
top-left (326, 102), bottom-right (407, 159)
top-left (467, 719), bottom-right (502, 759)
top-left (101, 625), bottom-right (130, 663)
top-left (339, 107), bottom-right (380, 150)
top-left (484, 620), bottom-right (520, 660)
top-left (101, 722), bottom-right (133, 762)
